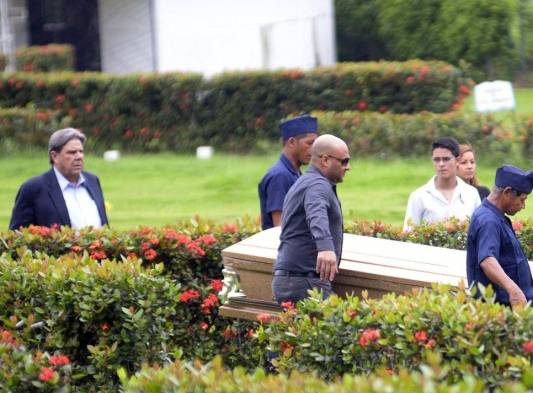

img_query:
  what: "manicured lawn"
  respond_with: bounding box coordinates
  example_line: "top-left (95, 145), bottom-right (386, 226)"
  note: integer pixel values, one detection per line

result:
top-left (1, 153), bottom-right (531, 230)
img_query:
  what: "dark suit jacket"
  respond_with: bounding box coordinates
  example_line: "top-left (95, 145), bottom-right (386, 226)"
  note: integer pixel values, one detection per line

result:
top-left (9, 169), bottom-right (109, 230)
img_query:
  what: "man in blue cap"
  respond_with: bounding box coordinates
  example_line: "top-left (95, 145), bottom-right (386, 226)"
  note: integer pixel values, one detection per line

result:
top-left (467, 164), bottom-right (533, 308)
top-left (258, 115), bottom-right (317, 230)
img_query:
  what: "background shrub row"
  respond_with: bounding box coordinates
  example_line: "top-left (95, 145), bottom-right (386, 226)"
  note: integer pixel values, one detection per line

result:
top-left (0, 60), bottom-right (467, 152)
top-left (0, 44), bottom-right (74, 73)
top-left (1, 100), bottom-right (531, 159)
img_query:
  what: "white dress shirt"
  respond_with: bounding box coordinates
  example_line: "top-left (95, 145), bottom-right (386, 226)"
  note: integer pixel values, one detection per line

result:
top-left (54, 167), bottom-right (102, 229)
top-left (403, 176), bottom-right (481, 231)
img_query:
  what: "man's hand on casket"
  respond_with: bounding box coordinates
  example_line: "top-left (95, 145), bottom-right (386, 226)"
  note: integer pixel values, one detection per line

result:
top-left (316, 250), bottom-right (338, 281)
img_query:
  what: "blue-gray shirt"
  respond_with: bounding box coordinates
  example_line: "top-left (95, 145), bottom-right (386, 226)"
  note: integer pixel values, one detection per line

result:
top-left (275, 165), bottom-right (343, 273)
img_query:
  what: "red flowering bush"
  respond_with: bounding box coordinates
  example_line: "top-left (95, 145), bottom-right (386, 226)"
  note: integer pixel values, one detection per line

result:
top-left (0, 328), bottom-right (72, 391)
top-left (260, 287), bottom-right (533, 388)
top-left (317, 110), bottom-right (527, 160)
top-left (0, 60), bottom-right (470, 153)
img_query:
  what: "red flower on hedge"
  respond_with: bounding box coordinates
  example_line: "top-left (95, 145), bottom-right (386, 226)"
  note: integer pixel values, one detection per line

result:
top-left (356, 100), bottom-right (368, 111)
top-left (223, 328), bottom-right (235, 338)
top-left (280, 301), bottom-right (294, 310)
top-left (425, 339), bottom-right (436, 349)
top-left (179, 290), bottom-right (200, 303)
top-left (211, 279), bottom-right (223, 293)
top-left (144, 249), bottom-right (157, 261)
top-left (35, 111), bottom-right (49, 121)
top-left (177, 234), bottom-right (192, 244)
top-left (458, 84), bottom-right (470, 95)
top-left (522, 341), bottom-right (533, 355)
top-left (187, 241), bottom-right (206, 257)
top-left (55, 95), bottom-right (65, 106)
top-left (199, 234), bottom-right (217, 246)
top-left (359, 328), bottom-right (380, 347)
top-left (512, 221), bottom-right (524, 232)
top-left (49, 354), bottom-right (70, 367)
top-left (101, 322), bottom-right (110, 332)
top-left (414, 330), bottom-right (428, 343)
top-left (257, 313), bottom-right (271, 324)
top-left (84, 103), bottom-right (95, 113)
top-left (201, 293), bottom-right (219, 314)
top-left (124, 129), bottom-right (135, 139)
top-left (200, 322), bottom-right (209, 330)
top-left (39, 367), bottom-right (55, 382)
top-left (90, 250), bottom-right (106, 260)
top-left (405, 76), bottom-right (415, 85)
top-left (71, 245), bottom-right (82, 253)
top-left (1, 329), bottom-right (18, 347)
top-left (222, 223), bottom-right (237, 233)
top-left (89, 240), bottom-right (102, 250)
top-left (29, 225), bottom-right (52, 237)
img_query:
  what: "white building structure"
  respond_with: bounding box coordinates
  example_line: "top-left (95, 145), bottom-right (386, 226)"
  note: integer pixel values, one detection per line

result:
top-left (98, 0), bottom-right (336, 75)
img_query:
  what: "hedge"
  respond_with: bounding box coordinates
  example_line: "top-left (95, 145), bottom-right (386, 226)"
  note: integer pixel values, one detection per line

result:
top-left (316, 110), bottom-right (525, 159)
top-left (0, 335), bottom-right (72, 392)
top-left (2, 103), bottom-right (531, 160)
top-left (119, 356), bottom-right (533, 393)
top-left (0, 44), bottom-right (74, 72)
top-left (0, 60), bottom-right (468, 152)
top-left (260, 288), bottom-right (533, 389)
top-left (0, 219), bottom-right (532, 390)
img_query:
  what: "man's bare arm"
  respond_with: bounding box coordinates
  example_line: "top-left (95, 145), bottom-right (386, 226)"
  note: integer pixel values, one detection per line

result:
top-left (480, 256), bottom-right (526, 307)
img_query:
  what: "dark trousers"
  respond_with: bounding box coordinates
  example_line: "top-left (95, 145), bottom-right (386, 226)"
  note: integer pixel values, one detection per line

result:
top-left (272, 275), bottom-right (333, 304)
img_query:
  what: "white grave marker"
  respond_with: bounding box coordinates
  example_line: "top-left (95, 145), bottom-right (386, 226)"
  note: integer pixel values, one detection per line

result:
top-left (474, 81), bottom-right (515, 113)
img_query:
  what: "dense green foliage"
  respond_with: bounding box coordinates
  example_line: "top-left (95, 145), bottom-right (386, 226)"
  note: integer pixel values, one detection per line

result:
top-left (0, 219), bottom-right (531, 390)
top-left (317, 110), bottom-right (529, 160)
top-left (260, 288), bottom-right (533, 389)
top-left (335, 0), bottom-right (524, 79)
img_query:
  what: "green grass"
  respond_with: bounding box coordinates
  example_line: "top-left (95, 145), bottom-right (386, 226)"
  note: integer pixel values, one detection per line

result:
top-left (1, 153), bottom-right (531, 230)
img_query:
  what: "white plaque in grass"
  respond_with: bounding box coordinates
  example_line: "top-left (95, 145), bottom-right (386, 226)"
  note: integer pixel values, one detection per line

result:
top-left (474, 81), bottom-right (515, 113)
top-left (196, 146), bottom-right (214, 160)
top-left (103, 150), bottom-right (120, 161)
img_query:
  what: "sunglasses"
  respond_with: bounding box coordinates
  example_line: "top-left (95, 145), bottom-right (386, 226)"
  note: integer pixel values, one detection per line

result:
top-left (432, 156), bottom-right (454, 163)
top-left (323, 154), bottom-right (350, 166)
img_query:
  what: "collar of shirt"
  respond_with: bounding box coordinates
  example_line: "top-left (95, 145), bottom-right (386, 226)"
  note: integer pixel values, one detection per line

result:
top-left (424, 175), bottom-right (468, 204)
top-left (279, 153), bottom-right (300, 176)
top-left (481, 198), bottom-right (513, 227)
top-left (308, 164), bottom-right (337, 187)
top-left (53, 167), bottom-right (86, 191)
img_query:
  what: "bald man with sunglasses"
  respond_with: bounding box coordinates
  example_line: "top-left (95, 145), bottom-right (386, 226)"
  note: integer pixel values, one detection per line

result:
top-left (272, 134), bottom-right (350, 304)
top-left (403, 137), bottom-right (481, 231)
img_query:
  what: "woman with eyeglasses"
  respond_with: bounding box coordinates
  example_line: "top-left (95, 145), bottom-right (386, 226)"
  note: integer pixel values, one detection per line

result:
top-left (456, 144), bottom-right (490, 201)
top-left (403, 137), bottom-right (481, 231)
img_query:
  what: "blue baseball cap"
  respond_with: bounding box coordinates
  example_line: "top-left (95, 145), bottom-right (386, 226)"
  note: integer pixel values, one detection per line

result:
top-left (495, 164), bottom-right (533, 194)
top-left (280, 115), bottom-right (318, 140)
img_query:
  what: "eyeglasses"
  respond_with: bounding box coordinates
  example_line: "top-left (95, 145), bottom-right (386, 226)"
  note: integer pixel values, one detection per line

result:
top-left (322, 154), bottom-right (350, 166)
top-left (432, 156), bottom-right (454, 163)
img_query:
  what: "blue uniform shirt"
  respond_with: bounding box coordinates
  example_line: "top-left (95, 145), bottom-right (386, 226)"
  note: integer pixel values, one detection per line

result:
top-left (258, 154), bottom-right (300, 230)
top-left (274, 165), bottom-right (343, 273)
top-left (466, 199), bottom-right (533, 304)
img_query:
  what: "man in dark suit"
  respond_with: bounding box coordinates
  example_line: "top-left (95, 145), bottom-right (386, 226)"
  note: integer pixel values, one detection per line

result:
top-left (9, 128), bottom-right (108, 230)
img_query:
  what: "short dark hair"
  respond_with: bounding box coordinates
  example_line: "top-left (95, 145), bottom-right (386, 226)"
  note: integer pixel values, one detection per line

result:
top-left (431, 137), bottom-right (460, 157)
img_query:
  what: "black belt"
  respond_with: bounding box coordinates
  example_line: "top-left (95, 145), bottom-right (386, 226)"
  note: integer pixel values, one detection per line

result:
top-left (273, 269), bottom-right (319, 278)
